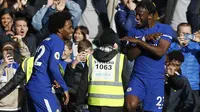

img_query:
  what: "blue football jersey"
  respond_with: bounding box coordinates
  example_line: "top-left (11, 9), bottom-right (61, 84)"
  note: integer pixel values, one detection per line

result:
top-left (128, 23), bottom-right (176, 78)
top-left (26, 34), bottom-right (68, 92)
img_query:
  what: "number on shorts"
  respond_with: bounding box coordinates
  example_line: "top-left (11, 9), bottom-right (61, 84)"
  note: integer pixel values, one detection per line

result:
top-left (156, 96), bottom-right (164, 108)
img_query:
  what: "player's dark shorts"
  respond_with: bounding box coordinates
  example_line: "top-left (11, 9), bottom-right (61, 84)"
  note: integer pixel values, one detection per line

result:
top-left (126, 75), bottom-right (164, 112)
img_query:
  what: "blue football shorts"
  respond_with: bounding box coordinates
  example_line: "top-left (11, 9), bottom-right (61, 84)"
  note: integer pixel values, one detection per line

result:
top-left (126, 75), bottom-right (164, 112)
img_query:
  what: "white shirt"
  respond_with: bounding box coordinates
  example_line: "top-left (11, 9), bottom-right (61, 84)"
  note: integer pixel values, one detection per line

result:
top-left (171, 0), bottom-right (191, 31)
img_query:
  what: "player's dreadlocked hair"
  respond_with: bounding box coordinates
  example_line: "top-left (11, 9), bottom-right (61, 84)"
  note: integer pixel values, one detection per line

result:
top-left (136, 0), bottom-right (157, 15)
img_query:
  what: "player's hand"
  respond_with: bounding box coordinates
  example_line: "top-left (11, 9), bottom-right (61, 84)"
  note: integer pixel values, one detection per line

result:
top-left (193, 30), bottom-right (200, 42)
top-left (53, 80), bottom-right (60, 88)
top-left (166, 64), bottom-right (176, 76)
top-left (121, 36), bottom-right (139, 43)
top-left (145, 33), bottom-right (162, 41)
top-left (126, 0), bottom-right (136, 11)
top-left (63, 91), bottom-right (70, 105)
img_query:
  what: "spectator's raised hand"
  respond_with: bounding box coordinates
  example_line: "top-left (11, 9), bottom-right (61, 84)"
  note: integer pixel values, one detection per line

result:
top-left (47, 0), bottom-right (53, 7)
top-left (3, 53), bottom-right (14, 65)
top-left (166, 63), bottom-right (176, 77)
top-left (193, 30), bottom-right (200, 42)
top-left (56, 0), bottom-right (66, 12)
top-left (17, 0), bottom-right (23, 10)
top-left (76, 51), bottom-right (87, 62)
top-left (11, 35), bottom-right (23, 43)
top-left (126, 0), bottom-right (136, 11)
top-left (21, 0), bottom-right (28, 6)
top-left (71, 51), bottom-right (87, 69)
top-left (178, 32), bottom-right (189, 47)
top-left (0, 0), bottom-right (3, 4)
top-left (13, 0), bottom-right (27, 11)
top-left (52, 0), bottom-right (66, 12)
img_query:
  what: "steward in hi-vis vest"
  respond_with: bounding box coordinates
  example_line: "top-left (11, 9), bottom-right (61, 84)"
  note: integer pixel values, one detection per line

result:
top-left (75, 28), bottom-right (130, 112)
top-left (87, 53), bottom-right (125, 106)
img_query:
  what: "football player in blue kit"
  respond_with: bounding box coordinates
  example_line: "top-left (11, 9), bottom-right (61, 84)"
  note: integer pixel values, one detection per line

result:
top-left (121, 1), bottom-right (176, 112)
top-left (26, 11), bottom-right (74, 112)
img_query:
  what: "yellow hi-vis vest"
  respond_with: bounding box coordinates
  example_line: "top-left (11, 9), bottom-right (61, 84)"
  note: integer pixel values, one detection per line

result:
top-left (87, 53), bottom-right (125, 107)
top-left (21, 57), bottom-right (34, 83)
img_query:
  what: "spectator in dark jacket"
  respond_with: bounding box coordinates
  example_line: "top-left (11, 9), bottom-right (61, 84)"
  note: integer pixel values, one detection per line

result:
top-left (12, 18), bottom-right (36, 56)
top-left (64, 39), bottom-right (93, 111)
top-left (163, 50), bottom-right (194, 112)
top-left (167, 76), bottom-right (194, 112)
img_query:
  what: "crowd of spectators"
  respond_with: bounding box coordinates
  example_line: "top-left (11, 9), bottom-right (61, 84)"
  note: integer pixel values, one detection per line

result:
top-left (0, 0), bottom-right (199, 112)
